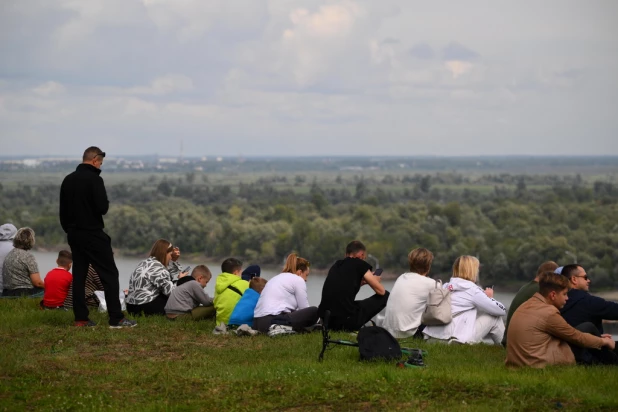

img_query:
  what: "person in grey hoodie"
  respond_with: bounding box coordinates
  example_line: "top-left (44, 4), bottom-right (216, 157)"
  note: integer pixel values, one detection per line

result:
top-left (0, 223), bottom-right (18, 296)
top-left (164, 265), bottom-right (215, 321)
top-left (423, 255), bottom-right (507, 345)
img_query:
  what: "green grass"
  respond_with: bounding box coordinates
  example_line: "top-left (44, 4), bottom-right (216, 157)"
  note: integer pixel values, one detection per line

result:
top-left (1, 299), bottom-right (618, 411)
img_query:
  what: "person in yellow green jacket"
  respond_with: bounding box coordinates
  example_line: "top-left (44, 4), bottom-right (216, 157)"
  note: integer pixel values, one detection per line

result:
top-left (214, 258), bottom-right (249, 324)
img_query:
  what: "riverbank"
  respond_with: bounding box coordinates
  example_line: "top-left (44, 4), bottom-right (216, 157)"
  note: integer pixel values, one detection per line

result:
top-left (1, 299), bottom-right (618, 411)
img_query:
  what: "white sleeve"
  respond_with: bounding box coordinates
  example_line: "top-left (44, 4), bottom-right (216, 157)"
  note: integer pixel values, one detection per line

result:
top-left (471, 287), bottom-right (506, 316)
top-left (294, 277), bottom-right (310, 310)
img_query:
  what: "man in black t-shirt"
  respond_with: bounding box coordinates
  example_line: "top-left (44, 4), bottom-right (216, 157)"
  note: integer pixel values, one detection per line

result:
top-left (318, 241), bottom-right (389, 331)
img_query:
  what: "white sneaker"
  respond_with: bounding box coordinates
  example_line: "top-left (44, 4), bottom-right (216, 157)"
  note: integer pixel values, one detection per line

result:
top-left (213, 322), bottom-right (229, 335)
top-left (236, 324), bottom-right (258, 337)
top-left (267, 324), bottom-right (296, 337)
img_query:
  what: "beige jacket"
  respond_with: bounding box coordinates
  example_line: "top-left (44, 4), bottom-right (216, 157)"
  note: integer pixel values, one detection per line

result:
top-left (505, 293), bottom-right (604, 368)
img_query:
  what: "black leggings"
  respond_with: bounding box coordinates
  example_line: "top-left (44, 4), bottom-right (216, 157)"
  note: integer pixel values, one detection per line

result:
top-left (126, 294), bottom-right (168, 316)
top-left (254, 306), bottom-right (319, 333)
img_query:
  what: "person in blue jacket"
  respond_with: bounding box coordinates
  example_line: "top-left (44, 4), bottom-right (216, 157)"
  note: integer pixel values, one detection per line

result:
top-left (228, 277), bottom-right (267, 327)
top-left (560, 264), bottom-right (618, 364)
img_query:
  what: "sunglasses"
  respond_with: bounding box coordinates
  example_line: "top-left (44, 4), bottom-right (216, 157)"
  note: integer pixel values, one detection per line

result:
top-left (574, 275), bottom-right (589, 281)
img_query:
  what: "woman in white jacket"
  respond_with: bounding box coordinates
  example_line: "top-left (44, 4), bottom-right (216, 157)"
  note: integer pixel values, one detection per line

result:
top-left (423, 255), bottom-right (506, 345)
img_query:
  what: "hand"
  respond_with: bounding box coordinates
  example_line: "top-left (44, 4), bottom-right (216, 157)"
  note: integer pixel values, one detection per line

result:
top-left (484, 288), bottom-right (494, 298)
top-left (171, 247), bottom-right (180, 262)
top-left (360, 279), bottom-right (367, 286)
top-left (601, 334), bottom-right (613, 339)
top-left (123, 289), bottom-right (128, 297)
top-left (179, 271), bottom-right (189, 278)
top-left (601, 336), bottom-right (615, 350)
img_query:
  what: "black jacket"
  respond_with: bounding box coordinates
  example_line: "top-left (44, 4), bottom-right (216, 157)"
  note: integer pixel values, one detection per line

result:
top-left (560, 288), bottom-right (618, 333)
top-left (59, 163), bottom-right (109, 232)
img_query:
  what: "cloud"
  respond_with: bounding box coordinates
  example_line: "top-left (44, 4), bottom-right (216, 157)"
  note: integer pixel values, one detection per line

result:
top-left (409, 43), bottom-right (435, 60)
top-left (32, 81), bottom-right (66, 96)
top-left (442, 42), bottom-right (479, 61)
top-left (126, 74), bottom-right (194, 96)
top-left (445, 60), bottom-right (474, 79)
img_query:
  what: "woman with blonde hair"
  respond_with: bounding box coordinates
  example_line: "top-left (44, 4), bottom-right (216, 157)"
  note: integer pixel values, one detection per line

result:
top-left (2, 227), bottom-right (44, 297)
top-left (126, 239), bottom-right (188, 316)
top-left (423, 255), bottom-right (506, 345)
top-left (253, 253), bottom-right (319, 334)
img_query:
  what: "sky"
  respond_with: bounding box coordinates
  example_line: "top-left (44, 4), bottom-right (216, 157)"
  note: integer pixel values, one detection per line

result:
top-left (0, 0), bottom-right (617, 157)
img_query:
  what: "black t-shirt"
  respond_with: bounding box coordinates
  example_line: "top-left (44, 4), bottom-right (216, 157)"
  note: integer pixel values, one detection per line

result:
top-left (318, 257), bottom-right (372, 320)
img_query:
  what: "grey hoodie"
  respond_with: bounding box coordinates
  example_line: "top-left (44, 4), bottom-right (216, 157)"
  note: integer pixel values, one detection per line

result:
top-left (0, 224), bottom-right (18, 293)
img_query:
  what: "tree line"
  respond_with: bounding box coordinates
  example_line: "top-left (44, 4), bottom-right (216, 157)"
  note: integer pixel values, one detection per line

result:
top-left (1, 174), bottom-right (617, 288)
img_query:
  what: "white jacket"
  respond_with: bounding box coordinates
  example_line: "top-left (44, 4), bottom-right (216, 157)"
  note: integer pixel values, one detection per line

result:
top-left (423, 277), bottom-right (506, 343)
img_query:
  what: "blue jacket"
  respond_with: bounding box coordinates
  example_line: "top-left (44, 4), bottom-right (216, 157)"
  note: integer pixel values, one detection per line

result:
top-left (228, 288), bottom-right (260, 327)
top-left (560, 289), bottom-right (618, 333)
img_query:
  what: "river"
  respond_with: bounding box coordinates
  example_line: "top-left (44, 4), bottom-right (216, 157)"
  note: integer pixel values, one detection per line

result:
top-left (31, 251), bottom-right (516, 308)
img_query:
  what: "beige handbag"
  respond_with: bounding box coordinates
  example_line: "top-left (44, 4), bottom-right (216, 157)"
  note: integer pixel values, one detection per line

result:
top-left (421, 279), bottom-right (452, 326)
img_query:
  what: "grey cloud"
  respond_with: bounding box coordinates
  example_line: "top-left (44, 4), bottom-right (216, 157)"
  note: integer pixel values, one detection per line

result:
top-left (381, 37), bottom-right (400, 45)
top-left (408, 43), bottom-right (434, 60)
top-left (442, 42), bottom-right (479, 61)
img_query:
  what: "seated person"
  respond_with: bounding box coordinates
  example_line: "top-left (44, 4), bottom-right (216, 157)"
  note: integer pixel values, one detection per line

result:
top-left (41, 250), bottom-right (73, 309)
top-left (241, 265), bottom-right (261, 282)
top-left (502, 261), bottom-right (559, 346)
top-left (229, 277), bottom-right (268, 327)
top-left (253, 253), bottom-right (318, 333)
top-left (165, 265), bottom-right (215, 321)
top-left (0, 223), bottom-right (18, 297)
top-left (126, 239), bottom-right (188, 316)
top-left (214, 258), bottom-right (249, 324)
top-left (318, 241), bottom-right (388, 331)
top-left (506, 271), bottom-right (615, 368)
top-left (2, 227), bottom-right (44, 297)
top-left (560, 264), bottom-right (618, 364)
top-left (382, 248), bottom-right (436, 339)
top-left (423, 255), bottom-right (506, 345)
top-left (64, 264), bottom-right (105, 309)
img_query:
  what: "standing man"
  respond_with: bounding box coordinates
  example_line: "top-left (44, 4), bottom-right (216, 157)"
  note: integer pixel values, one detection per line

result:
top-left (318, 240), bottom-right (388, 331)
top-left (60, 147), bottom-right (136, 328)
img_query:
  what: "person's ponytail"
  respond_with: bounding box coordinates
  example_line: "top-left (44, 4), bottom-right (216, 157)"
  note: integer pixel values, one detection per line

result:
top-left (283, 253), bottom-right (298, 273)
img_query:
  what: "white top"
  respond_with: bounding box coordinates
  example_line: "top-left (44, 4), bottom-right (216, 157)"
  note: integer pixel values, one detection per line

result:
top-left (382, 272), bottom-right (437, 339)
top-left (254, 272), bottom-right (309, 317)
top-left (423, 277), bottom-right (506, 343)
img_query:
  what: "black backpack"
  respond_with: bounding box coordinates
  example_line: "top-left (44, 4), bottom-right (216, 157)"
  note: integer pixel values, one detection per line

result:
top-left (357, 326), bottom-right (402, 361)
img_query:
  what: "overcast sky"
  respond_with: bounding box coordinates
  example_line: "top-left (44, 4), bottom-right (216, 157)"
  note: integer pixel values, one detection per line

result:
top-left (1, 0), bottom-right (617, 157)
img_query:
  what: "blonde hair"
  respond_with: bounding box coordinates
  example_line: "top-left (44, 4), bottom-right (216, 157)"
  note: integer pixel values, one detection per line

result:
top-left (283, 253), bottom-right (310, 274)
top-left (452, 255), bottom-right (480, 282)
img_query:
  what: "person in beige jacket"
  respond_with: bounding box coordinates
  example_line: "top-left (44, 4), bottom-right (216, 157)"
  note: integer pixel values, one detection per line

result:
top-left (506, 271), bottom-right (615, 368)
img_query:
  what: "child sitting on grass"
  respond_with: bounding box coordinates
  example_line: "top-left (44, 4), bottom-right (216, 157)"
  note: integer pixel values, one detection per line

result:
top-left (229, 277), bottom-right (268, 327)
top-left (213, 258), bottom-right (249, 324)
top-left (41, 250), bottom-right (73, 309)
top-left (164, 265), bottom-right (215, 321)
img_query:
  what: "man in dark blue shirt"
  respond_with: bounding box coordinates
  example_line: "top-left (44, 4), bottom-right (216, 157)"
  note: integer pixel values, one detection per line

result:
top-left (560, 264), bottom-right (618, 364)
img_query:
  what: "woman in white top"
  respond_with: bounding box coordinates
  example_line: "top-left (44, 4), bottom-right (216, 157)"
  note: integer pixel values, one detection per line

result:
top-left (383, 248), bottom-right (437, 339)
top-left (423, 255), bottom-right (506, 345)
top-left (253, 253), bottom-right (318, 333)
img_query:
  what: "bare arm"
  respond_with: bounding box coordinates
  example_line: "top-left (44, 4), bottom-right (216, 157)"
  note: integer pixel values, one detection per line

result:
top-left (29, 273), bottom-right (44, 289)
top-left (363, 270), bottom-right (385, 296)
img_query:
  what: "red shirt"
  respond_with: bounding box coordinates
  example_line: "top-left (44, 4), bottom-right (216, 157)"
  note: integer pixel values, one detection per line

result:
top-left (43, 268), bottom-right (73, 307)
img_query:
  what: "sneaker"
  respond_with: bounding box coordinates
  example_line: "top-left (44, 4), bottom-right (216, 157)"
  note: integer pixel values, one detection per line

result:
top-left (236, 324), bottom-right (258, 337)
top-left (74, 320), bottom-right (97, 327)
top-left (267, 324), bottom-right (296, 337)
top-left (109, 318), bottom-right (138, 329)
top-left (213, 322), bottom-right (229, 335)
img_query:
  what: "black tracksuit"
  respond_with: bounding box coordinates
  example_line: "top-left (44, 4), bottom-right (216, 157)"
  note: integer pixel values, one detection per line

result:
top-left (60, 163), bottom-right (124, 325)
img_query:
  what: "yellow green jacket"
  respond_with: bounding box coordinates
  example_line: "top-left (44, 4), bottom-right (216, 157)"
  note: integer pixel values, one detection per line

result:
top-left (214, 273), bottom-right (249, 324)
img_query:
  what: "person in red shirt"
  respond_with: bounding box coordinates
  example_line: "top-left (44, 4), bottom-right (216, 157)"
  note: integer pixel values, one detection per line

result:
top-left (42, 250), bottom-right (73, 309)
